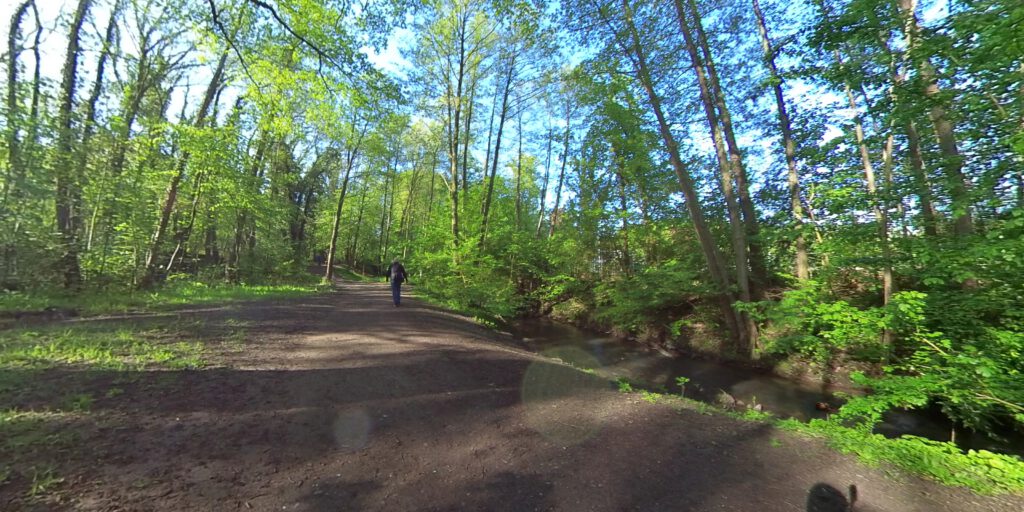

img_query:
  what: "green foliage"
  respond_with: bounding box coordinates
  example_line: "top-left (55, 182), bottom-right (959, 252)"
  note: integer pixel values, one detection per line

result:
top-left (413, 246), bottom-right (525, 321)
top-left (593, 259), bottom-right (708, 334)
top-left (780, 418), bottom-right (1024, 494)
top-left (675, 375), bottom-right (690, 390)
top-left (740, 281), bottom-right (891, 365)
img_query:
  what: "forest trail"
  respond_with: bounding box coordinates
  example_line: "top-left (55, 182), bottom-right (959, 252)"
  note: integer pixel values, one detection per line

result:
top-left (7, 280), bottom-right (1023, 511)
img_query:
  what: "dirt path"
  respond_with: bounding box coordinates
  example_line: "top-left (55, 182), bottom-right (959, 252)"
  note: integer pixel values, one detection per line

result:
top-left (6, 281), bottom-right (1023, 511)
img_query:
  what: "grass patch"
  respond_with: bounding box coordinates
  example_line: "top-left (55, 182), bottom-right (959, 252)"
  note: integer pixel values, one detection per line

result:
top-left (0, 280), bottom-right (326, 316)
top-left (1, 409), bottom-right (78, 453)
top-left (778, 418), bottom-right (1024, 495)
top-left (0, 325), bottom-right (206, 371)
top-left (0, 409), bottom-right (78, 503)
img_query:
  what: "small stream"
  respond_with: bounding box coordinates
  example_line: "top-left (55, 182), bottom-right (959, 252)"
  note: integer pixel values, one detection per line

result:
top-left (510, 317), bottom-right (1024, 457)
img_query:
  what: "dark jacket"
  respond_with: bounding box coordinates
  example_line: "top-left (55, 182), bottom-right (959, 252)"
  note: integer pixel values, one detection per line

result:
top-left (388, 262), bottom-right (407, 284)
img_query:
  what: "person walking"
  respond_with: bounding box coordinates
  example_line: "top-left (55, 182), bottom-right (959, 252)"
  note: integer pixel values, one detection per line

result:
top-left (387, 259), bottom-right (408, 307)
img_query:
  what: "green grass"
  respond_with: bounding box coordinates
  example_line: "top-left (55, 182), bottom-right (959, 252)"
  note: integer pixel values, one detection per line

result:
top-left (1, 409), bottom-right (78, 453)
top-left (778, 418), bottom-right (1024, 495)
top-left (0, 280), bottom-right (326, 316)
top-left (0, 325), bottom-right (206, 371)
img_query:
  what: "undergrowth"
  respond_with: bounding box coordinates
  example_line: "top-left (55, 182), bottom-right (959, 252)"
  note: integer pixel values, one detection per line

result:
top-left (778, 418), bottom-right (1024, 495)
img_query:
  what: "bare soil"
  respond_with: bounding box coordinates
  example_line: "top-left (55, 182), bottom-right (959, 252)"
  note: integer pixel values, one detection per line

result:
top-left (3, 281), bottom-right (1023, 511)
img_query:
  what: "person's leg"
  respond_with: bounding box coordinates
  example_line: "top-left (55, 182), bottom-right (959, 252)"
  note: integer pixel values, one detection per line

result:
top-left (391, 281), bottom-right (401, 306)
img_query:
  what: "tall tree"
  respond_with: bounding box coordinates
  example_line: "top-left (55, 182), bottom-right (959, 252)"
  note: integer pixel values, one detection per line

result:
top-left (751, 0), bottom-right (808, 280)
top-left (53, 0), bottom-right (94, 288)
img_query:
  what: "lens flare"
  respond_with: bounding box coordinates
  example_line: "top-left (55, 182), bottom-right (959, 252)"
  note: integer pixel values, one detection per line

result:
top-left (521, 346), bottom-right (607, 445)
top-left (332, 407), bottom-right (372, 452)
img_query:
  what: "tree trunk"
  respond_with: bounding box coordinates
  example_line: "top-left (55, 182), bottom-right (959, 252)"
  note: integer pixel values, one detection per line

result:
top-left (379, 153), bottom-right (399, 264)
top-left (482, 81), bottom-right (500, 194)
top-left (674, 0), bottom-right (753, 318)
top-left (461, 78), bottom-right (476, 212)
top-left (349, 179), bottom-right (370, 265)
top-left (54, 0), bottom-right (93, 288)
top-left (165, 170), bottom-right (207, 276)
top-left (615, 170), bottom-right (631, 276)
top-left (325, 122), bottom-right (368, 281)
top-left (686, 0), bottom-right (766, 296)
top-left (81, 1), bottom-right (120, 252)
top-left (897, 0), bottom-right (972, 237)
top-left (446, 12), bottom-right (470, 247)
top-left (427, 149), bottom-right (438, 218)
top-left (140, 51), bottom-right (227, 288)
top-left (836, 50), bottom-right (893, 312)
top-left (480, 54), bottom-right (516, 247)
top-left (515, 100), bottom-right (524, 230)
top-left (619, 0), bottom-right (745, 352)
top-left (536, 124), bottom-right (554, 237)
top-left (752, 0), bottom-right (808, 280)
top-left (549, 101), bottom-right (571, 239)
top-left (2, 1), bottom-right (32, 212)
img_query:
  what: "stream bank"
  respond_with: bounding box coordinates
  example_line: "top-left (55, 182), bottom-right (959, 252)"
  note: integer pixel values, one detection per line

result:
top-left (508, 316), bottom-right (1024, 457)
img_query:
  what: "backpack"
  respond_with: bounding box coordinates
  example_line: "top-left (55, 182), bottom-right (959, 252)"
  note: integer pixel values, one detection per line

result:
top-left (390, 264), bottom-right (405, 284)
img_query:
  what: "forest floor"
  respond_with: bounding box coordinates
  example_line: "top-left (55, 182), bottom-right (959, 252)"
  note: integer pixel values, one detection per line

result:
top-left (2, 278), bottom-right (1023, 511)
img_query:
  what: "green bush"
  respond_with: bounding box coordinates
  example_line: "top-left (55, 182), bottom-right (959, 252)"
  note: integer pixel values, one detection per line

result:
top-left (593, 259), bottom-right (708, 333)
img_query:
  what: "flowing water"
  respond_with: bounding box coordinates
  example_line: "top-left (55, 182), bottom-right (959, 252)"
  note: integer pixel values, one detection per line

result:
top-left (510, 317), bottom-right (1024, 457)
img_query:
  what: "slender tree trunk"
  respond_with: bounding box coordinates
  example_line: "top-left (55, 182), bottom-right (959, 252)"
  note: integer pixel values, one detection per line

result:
top-left (399, 151), bottom-right (424, 241)
top-left (427, 149), bottom-right (438, 218)
top-left (905, 120), bottom-right (940, 235)
top-left (401, 164), bottom-right (423, 260)
top-left (232, 136), bottom-right (267, 276)
top-left (27, 1), bottom-right (41, 149)
top-left (549, 103), bottom-right (571, 239)
top-left (836, 50), bottom-right (893, 312)
top-left (685, 0), bottom-right (766, 296)
top-left (349, 179), bottom-right (369, 265)
top-left (382, 157), bottom-right (400, 263)
top-left (377, 156), bottom-right (395, 265)
top-left (615, 170), bottom-right (632, 276)
top-left (752, 0), bottom-right (808, 280)
top-left (480, 55), bottom-right (515, 247)
top-left (165, 170), bottom-right (207, 275)
top-left (483, 81), bottom-right (500, 192)
top-left (877, 32), bottom-right (940, 237)
top-left (515, 100), bottom-right (524, 230)
top-left (897, 0), bottom-right (972, 237)
top-left (54, 0), bottom-right (93, 288)
top-left (378, 152), bottom-right (398, 263)
top-left (536, 125), bottom-right (554, 237)
top-left (446, 12), bottom-right (469, 247)
top-left (325, 123), bottom-right (368, 281)
top-left (141, 51), bottom-right (227, 287)
top-left (674, 0), bottom-right (753, 321)
top-left (619, 0), bottom-right (745, 352)
top-left (461, 78), bottom-right (476, 212)
top-left (2, 1), bottom-right (32, 212)
top-left (80, 2), bottom-right (120, 252)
